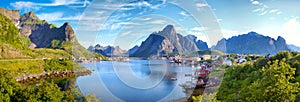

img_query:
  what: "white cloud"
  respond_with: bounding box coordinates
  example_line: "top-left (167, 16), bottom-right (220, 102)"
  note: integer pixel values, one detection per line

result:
top-left (195, 3), bottom-right (208, 8)
top-left (283, 17), bottom-right (300, 33)
top-left (10, 1), bottom-right (40, 11)
top-left (188, 31), bottom-right (203, 36)
top-left (258, 11), bottom-right (268, 15)
top-left (36, 0), bottom-right (89, 7)
top-left (251, 1), bottom-right (260, 5)
top-left (125, 1), bottom-right (161, 9)
top-left (147, 20), bottom-right (166, 25)
top-left (250, 0), bottom-right (282, 16)
top-left (283, 17), bottom-right (300, 46)
top-left (277, 11), bottom-right (282, 15)
top-left (140, 18), bottom-right (152, 21)
top-left (37, 12), bottom-right (63, 21)
top-left (37, 12), bottom-right (82, 21)
top-left (119, 31), bottom-right (132, 37)
top-left (252, 8), bottom-right (261, 12)
top-left (10, 0), bottom-right (90, 11)
top-left (191, 27), bottom-right (208, 31)
top-left (217, 19), bottom-right (223, 22)
top-left (269, 9), bottom-right (278, 13)
top-left (178, 11), bottom-right (189, 17)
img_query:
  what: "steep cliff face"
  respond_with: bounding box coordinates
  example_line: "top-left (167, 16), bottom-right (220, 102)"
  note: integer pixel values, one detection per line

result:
top-left (274, 36), bottom-right (290, 52)
top-left (130, 34), bottom-right (174, 57)
top-left (0, 8), bottom-right (20, 26)
top-left (212, 32), bottom-right (291, 55)
top-left (130, 25), bottom-right (200, 57)
top-left (0, 8), bottom-right (97, 58)
top-left (185, 34), bottom-right (209, 50)
top-left (156, 25), bottom-right (199, 54)
top-left (19, 12), bottom-right (77, 48)
top-left (128, 45), bottom-right (139, 55)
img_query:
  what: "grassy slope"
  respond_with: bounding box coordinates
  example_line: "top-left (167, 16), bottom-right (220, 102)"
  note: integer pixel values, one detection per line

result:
top-left (0, 13), bottom-right (85, 74)
top-left (0, 12), bottom-right (95, 102)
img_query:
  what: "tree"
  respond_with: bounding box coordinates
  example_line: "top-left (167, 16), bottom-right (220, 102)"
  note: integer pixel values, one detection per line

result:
top-left (243, 59), bottom-right (299, 101)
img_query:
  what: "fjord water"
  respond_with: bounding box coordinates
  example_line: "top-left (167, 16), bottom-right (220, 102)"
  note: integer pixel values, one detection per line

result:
top-left (76, 60), bottom-right (194, 102)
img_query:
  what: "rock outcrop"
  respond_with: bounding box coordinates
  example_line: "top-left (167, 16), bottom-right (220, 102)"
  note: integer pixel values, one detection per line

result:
top-left (0, 8), bottom-right (20, 26)
top-left (130, 34), bottom-right (175, 57)
top-left (19, 12), bottom-right (77, 48)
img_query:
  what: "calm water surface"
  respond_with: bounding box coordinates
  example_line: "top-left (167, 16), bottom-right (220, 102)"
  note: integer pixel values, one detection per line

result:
top-left (76, 60), bottom-right (194, 102)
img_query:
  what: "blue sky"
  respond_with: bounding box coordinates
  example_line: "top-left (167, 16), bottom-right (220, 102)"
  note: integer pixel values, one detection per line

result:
top-left (1, 0), bottom-right (300, 49)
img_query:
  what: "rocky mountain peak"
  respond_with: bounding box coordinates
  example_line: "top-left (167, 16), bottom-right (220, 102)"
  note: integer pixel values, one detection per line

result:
top-left (60, 22), bottom-right (77, 42)
top-left (248, 31), bottom-right (258, 35)
top-left (61, 22), bottom-right (71, 28)
top-left (20, 11), bottom-right (40, 22)
top-left (131, 25), bottom-right (200, 57)
top-left (161, 25), bottom-right (176, 35)
top-left (277, 36), bottom-right (285, 41)
top-left (185, 35), bottom-right (197, 41)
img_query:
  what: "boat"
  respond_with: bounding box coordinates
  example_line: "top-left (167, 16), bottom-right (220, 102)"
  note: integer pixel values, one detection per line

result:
top-left (169, 60), bottom-right (175, 63)
top-left (170, 77), bottom-right (177, 81)
top-left (185, 73), bottom-right (192, 77)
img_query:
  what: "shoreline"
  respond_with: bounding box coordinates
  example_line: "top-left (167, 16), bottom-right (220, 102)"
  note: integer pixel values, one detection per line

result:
top-left (16, 69), bottom-right (92, 83)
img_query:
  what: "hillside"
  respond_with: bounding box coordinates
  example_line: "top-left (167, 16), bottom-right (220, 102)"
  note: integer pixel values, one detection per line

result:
top-left (0, 13), bottom-right (31, 58)
top-left (0, 8), bottom-right (102, 59)
top-left (217, 51), bottom-right (300, 101)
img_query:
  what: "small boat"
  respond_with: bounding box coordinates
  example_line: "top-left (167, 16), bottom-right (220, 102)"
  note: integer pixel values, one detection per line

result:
top-left (170, 77), bottom-right (177, 81)
top-left (174, 59), bottom-right (182, 63)
top-left (185, 74), bottom-right (192, 76)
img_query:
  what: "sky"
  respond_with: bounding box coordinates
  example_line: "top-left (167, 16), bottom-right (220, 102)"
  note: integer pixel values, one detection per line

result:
top-left (1, 0), bottom-right (300, 50)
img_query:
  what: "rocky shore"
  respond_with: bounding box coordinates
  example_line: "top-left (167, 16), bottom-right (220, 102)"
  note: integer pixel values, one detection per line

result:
top-left (16, 70), bottom-right (92, 83)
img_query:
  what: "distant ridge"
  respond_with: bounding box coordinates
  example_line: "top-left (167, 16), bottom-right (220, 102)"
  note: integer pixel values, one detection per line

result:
top-left (289, 44), bottom-right (300, 52)
top-left (212, 31), bottom-right (290, 55)
top-left (88, 44), bottom-right (126, 57)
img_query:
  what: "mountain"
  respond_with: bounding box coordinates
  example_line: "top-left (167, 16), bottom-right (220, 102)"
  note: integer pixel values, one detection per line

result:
top-left (212, 32), bottom-right (290, 55)
top-left (289, 44), bottom-right (300, 52)
top-left (185, 35), bottom-right (209, 50)
top-left (128, 45), bottom-right (139, 55)
top-left (19, 11), bottom-right (77, 48)
top-left (0, 8), bottom-right (99, 59)
top-left (130, 25), bottom-right (199, 57)
top-left (88, 44), bottom-right (126, 57)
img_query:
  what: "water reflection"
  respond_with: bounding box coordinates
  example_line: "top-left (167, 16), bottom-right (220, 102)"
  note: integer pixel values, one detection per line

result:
top-left (77, 60), bottom-right (193, 102)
